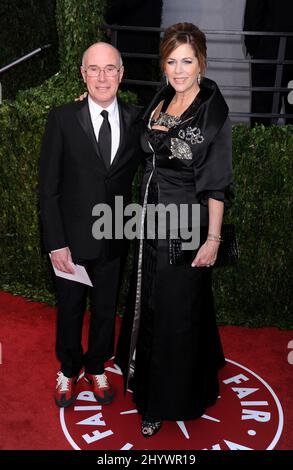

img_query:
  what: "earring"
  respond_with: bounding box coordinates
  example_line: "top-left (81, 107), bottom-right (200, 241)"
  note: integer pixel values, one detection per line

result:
top-left (197, 72), bottom-right (201, 85)
top-left (165, 75), bottom-right (169, 85)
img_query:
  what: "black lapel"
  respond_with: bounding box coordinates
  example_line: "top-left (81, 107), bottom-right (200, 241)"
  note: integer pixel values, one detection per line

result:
top-left (141, 83), bottom-right (173, 125)
top-left (109, 99), bottom-right (133, 172)
top-left (75, 98), bottom-right (107, 171)
top-left (177, 78), bottom-right (229, 167)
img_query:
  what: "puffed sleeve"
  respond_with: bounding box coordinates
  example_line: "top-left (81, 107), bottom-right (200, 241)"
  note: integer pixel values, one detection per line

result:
top-left (194, 116), bottom-right (234, 208)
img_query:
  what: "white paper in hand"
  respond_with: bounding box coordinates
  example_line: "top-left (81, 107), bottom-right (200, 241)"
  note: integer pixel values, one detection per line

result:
top-left (49, 255), bottom-right (93, 287)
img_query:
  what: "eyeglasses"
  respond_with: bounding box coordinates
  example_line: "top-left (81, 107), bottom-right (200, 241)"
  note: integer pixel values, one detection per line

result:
top-left (85, 65), bottom-right (121, 77)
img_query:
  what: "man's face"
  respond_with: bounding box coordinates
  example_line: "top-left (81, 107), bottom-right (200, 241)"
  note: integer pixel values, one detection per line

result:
top-left (81, 44), bottom-right (124, 107)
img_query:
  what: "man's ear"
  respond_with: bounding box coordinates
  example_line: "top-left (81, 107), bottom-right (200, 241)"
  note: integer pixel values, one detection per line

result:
top-left (80, 66), bottom-right (86, 84)
top-left (119, 65), bottom-right (124, 83)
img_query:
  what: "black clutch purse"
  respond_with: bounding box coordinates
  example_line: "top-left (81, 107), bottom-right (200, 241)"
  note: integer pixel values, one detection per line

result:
top-left (169, 224), bottom-right (239, 267)
top-left (215, 224), bottom-right (239, 266)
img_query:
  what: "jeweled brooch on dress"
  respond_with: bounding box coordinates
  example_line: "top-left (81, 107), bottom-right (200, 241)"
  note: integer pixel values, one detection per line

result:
top-left (178, 126), bottom-right (204, 144)
top-left (169, 138), bottom-right (193, 160)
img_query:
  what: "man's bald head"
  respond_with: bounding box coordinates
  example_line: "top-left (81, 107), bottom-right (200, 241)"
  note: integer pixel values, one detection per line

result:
top-left (82, 42), bottom-right (123, 68)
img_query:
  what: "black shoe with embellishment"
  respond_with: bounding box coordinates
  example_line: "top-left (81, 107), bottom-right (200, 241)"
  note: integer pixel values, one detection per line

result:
top-left (141, 417), bottom-right (162, 437)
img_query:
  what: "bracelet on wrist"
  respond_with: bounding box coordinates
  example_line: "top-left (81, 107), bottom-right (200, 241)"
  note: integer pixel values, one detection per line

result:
top-left (207, 237), bottom-right (221, 243)
top-left (207, 233), bottom-right (223, 243)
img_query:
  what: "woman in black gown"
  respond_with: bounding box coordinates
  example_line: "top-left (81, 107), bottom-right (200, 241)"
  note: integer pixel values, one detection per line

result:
top-left (115, 22), bottom-right (233, 437)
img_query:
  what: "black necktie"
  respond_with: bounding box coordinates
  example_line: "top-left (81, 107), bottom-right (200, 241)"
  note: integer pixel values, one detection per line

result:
top-left (98, 110), bottom-right (111, 168)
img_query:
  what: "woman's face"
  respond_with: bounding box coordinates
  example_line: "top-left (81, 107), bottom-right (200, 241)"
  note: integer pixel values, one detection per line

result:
top-left (164, 43), bottom-right (200, 94)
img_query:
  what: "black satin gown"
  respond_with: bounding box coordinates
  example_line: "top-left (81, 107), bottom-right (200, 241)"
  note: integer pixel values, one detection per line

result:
top-left (116, 78), bottom-right (233, 421)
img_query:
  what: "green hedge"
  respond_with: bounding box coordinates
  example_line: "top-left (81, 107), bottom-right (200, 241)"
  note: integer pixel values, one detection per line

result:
top-left (56, 0), bottom-right (107, 83)
top-left (0, 97), bottom-right (292, 328)
top-left (214, 124), bottom-right (293, 328)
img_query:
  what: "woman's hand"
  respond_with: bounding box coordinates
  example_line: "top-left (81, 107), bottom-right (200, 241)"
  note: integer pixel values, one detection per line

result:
top-left (192, 197), bottom-right (224, 268)
top-left (191, 239), bottom-right (220, 267)
top-left (75, 91), bottom-right (88, 102)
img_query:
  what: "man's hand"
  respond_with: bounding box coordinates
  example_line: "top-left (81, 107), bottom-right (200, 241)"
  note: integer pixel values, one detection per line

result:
top-left (51, 247), bottom-right (75, 274)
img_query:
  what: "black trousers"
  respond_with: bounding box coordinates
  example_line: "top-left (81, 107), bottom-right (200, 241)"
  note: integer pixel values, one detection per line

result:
top-left (55, 255), bottom-right (121, 377)
top-left (250, 64), bottom-right (293, 126)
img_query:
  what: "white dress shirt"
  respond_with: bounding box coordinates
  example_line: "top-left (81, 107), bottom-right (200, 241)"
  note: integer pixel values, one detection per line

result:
top-left (88, 95), bottom-right (120, 164)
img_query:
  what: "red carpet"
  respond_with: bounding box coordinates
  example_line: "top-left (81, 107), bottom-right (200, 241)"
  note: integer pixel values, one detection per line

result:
top-left (0, 291), bottom-right (292, 450)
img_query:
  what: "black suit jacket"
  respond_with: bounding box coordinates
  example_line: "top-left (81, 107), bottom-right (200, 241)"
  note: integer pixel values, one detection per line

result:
top-left (39, 97), bottom-right (142, 260)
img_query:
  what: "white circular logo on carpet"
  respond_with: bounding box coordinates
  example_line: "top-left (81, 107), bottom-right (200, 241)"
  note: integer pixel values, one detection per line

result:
top-left (60, 358), bottom-right (283, 450)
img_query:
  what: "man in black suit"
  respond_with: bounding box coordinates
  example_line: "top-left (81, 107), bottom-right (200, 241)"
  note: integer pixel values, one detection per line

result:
top-left (39, 42), bottom-right (142, 407)
top-left (244, 0), bottom-right (293, 126)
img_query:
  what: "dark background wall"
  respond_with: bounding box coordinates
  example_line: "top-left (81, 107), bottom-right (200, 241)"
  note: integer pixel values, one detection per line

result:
top-left (106, 0), bottom-right (163, 104)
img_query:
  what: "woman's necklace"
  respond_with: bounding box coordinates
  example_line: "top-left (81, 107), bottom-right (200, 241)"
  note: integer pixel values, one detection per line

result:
top-left (151, 90), bottom-right (200, 130)
top-left (152, 111), bottom-right (182, 129)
